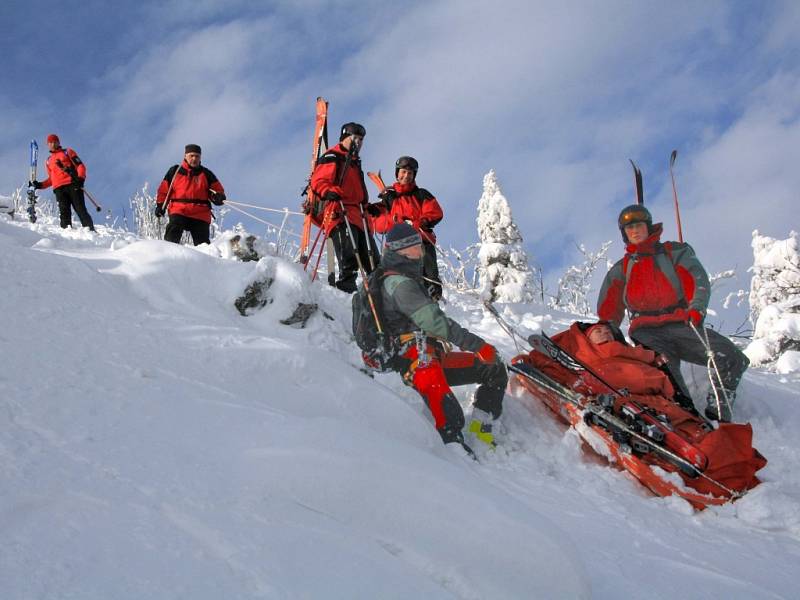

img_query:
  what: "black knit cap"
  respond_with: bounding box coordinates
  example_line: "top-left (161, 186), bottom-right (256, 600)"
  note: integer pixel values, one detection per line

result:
top-left (385, 222), bottom-right (421, 251)
top-left (185, 144), bottom-right (202, 154)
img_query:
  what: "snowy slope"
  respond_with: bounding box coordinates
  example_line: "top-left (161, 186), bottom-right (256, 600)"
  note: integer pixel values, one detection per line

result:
top-left (1, 215), bottom-right (799, 599)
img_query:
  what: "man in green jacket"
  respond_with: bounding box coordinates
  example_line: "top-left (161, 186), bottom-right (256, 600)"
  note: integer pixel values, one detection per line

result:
top-left (373, 223), bottom-right (507, 448)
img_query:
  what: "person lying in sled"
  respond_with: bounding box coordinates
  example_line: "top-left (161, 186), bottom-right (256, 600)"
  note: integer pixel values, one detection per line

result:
top-left (516, 321), bottom-right (700, 422)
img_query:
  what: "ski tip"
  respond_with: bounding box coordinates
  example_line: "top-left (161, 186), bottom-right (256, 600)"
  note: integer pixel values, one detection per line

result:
top-left (670, 149), bottom-right (677, 165)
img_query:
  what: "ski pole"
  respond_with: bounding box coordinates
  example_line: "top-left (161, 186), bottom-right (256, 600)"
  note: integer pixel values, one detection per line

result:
top-left (358, 203), bottom-right (377, 271)
top-left (83, 188), bottom-right (102, 212)
top-left (689, 322), bottom-right (732, 419)
top-left (669, 150), bottom-right (684, 243)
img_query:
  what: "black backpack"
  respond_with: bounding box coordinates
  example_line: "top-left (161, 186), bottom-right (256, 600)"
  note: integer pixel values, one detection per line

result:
top-left (352, 267), bottom-right (397, 370)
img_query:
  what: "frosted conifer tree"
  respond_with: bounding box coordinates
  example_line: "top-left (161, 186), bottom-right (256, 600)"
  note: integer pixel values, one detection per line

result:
top-left (476, 170), bottom-right (535, 303)
top-left (745, 230), bottom-right (800, 372)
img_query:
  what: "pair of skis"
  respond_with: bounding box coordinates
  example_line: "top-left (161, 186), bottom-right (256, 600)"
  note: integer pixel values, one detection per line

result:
top-left (299, 97), bottom-right (334, 282)
top-left (628, 151), bottom-right (683, 242)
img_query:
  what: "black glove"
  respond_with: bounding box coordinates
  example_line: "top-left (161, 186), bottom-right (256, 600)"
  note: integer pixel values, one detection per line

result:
top-left (323, 190), bottom-right (341, 203)
top-left (420, 218), bottom-right (431, 231)
top-left (366, 203), bottom-right (382, 217)
top-left (29, 180), bottom-right (42, 190)
top-left (154, 204), bottom-right (166, 218)
top-left (210, 191), bottom-right (226, 206)
top-left (378, 188), bottom-right (396, 208)
top-left (73, 177), bottom-right (85, 188)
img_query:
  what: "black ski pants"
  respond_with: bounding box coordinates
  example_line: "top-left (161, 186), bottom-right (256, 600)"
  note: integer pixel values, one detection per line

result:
top-left (423, 241), bottom-right (442, 300)
top-left (164, 214), bottom-right (211, 246)
top-left (631, 322), bottom-right (749, 402)
top-left (54, 184), bottom-right (95, 230)
top-left (329, 220), bottom-right (379, 293)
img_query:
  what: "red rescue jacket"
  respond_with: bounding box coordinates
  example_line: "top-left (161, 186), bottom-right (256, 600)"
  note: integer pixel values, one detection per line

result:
top-left (597, 224), bottom-right (710, 332)
top-left (309, 143), bottom-right (368, 235)
top-left (369, 182), bottom-right (443, 244)
top-left (156, 161), bottom-right (225, 224)
top-left (40, 147), bottom-right (87, 190)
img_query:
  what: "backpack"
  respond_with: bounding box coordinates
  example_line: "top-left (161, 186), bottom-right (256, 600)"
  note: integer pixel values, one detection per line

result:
top-left (352, 267), bottom-right (397, 371)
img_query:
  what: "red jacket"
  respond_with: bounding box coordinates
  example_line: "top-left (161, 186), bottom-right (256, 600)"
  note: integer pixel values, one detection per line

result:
top-left (597, 224), bottom-right (710, 332)
top-left (369, 182), bottom-right (443, 244)
top-left (40, 147), bottom-right (87, 190)
top-left (156, 161), bottom-right (225, 224)
top-left (309, 143), bottom-right (368, 235)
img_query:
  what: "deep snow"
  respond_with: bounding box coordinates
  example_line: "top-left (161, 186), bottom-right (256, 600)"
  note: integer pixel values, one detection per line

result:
top-left (1, 215), bottom-right (798, 599)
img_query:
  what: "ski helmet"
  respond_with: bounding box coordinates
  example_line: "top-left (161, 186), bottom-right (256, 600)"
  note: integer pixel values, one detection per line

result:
top-left (395, 156), bottom-right (419, 179)
top-left (617, 204), bottom-right (652, 241)
top-left (47, 133), bottom-right (60, 145)
top-left (339, 122), bottom-right (366, 141)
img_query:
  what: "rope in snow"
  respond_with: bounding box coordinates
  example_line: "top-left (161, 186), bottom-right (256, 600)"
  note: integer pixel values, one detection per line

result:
top-left (226, 200), bottom-right (304, 216)
top-left (224, 203), bottom-right (301, 239)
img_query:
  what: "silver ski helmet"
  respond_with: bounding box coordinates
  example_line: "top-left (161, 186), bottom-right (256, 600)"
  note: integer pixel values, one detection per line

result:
top-left (618, 204), bottom-right (652, 242)
top-left (395, 155), bottom-right (419, 179)
top-left (339, 122), bottom-right (366, 141)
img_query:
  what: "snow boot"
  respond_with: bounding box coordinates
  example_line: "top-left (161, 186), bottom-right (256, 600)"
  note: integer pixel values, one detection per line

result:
top-left (468, 408), bottom-right (497, 449)
top-left (704, 390), bottom-right (734, 423)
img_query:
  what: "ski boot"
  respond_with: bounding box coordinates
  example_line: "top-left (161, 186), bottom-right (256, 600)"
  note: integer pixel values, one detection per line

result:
top-left (468, 408), bottom-right (497, 449)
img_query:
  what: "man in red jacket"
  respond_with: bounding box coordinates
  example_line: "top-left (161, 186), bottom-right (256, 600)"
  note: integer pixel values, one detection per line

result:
top-left (368, 156), bottom-right (444, 300)
top-left (31, 134), bottom-right (95, 231)
top-left (310, 122), bottom-right (377, 293)
top-left (155, 144), bottom-right (225, 246)
top-left (597, 205), bottom-right (748, 422)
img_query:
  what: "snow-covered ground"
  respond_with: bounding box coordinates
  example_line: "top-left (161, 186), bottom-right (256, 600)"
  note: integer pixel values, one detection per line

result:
top-left (1, 215), bottom-right (798, 599)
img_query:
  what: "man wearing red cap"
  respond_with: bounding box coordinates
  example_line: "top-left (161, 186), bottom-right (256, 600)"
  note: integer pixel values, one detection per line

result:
top-left (155, 144), bottom-right (226, 245)
top-left (30, 134), bottom-right (95, 231)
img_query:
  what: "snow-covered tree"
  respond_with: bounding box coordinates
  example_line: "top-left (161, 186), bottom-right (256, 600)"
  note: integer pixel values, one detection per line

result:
top-left (745, 230), bottom-right (800, 371)
top-left (550, 240), bottom-right (613, 316)
top-left (475, 170), bottom-right (536, 303)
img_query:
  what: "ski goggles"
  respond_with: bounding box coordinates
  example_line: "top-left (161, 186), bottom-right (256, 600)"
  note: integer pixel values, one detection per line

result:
top-left (618, 208), bottom-right (651, 227)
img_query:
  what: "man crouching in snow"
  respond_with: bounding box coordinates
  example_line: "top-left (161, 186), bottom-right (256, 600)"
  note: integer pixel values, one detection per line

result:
top-left (367, 222), bottom-right (507, 448)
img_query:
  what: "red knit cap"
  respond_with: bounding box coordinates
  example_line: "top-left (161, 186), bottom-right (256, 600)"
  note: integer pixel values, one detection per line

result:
top-left (47, 133), bottom-right (60, 144)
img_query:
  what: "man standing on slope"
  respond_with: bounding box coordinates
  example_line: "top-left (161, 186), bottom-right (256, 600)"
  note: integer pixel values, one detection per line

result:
top-left (370, 222), bottom-right (507, 448)
top-left (30, 133), bottom-right (95, 231)
top-left (155, 144), bottom-right (226, 246)
top-left (310, 122), bottom-right (377, 293)
top-left (597, 205), bottom-right (749, 422)
top-left (368, 156), bottom-right (444, 300)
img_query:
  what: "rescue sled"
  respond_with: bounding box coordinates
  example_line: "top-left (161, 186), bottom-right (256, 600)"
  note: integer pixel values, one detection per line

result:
top-left (509, 329), bottom-right (767, 510)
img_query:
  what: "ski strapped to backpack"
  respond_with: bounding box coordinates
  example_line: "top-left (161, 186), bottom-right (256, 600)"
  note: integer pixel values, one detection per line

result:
top-left (27, 140), bottom-right (38, 223)
top-left (300, 97), bottom-right (329, 265)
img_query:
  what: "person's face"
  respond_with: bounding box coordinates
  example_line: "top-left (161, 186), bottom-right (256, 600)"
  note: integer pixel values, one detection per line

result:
top-left (341, 135), bottom-right (364, 152)
top-left (48, 140), bottom-right (59, 151)
top-left (397, 243), bottom-right (424, 260)
top-left (396, 168), bottom-right (415, 185)
top-left (624, 221), bottom-right (649, 244)
top-left (588, 324), bottom-right (614, 345)
top-left (184, 152), bottom-right (201, 167)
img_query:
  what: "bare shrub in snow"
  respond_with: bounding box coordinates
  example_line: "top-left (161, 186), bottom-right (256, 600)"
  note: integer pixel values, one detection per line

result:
top-left (549, 240), bottom-right (613, 316)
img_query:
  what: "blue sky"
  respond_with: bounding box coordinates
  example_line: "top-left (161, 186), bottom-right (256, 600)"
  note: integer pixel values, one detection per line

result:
top-left (2, 1), bottom-right (799, 330)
